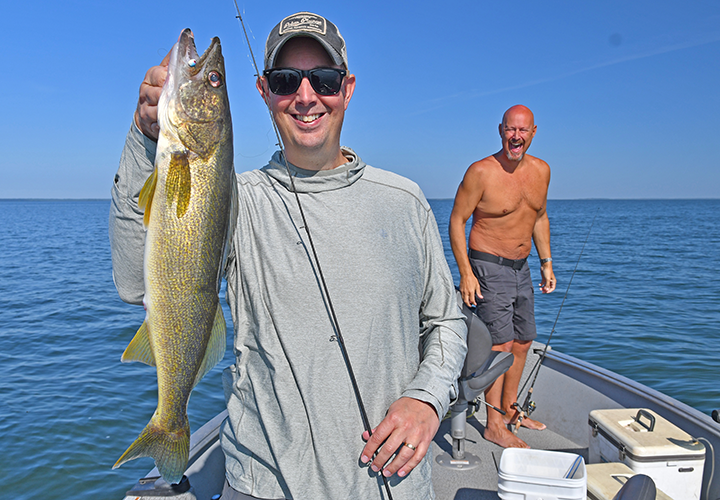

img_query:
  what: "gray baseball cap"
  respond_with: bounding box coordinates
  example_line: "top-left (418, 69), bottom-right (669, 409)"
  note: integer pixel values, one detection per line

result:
top-left (264, 12), bottom-right (349, 70)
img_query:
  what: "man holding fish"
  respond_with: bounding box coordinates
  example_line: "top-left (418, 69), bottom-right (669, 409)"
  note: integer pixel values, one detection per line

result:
top-left (110, 11), bottom-right (466, 500)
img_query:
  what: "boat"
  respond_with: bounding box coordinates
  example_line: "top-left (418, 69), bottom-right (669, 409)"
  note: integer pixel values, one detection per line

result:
top-left (121, 294), bottom-right (720, 500)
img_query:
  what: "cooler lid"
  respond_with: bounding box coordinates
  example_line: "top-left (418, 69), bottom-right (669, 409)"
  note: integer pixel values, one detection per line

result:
top-left (586, 463), bottom-right (674, 500)
top-left (588, 408), bottom-right (705, 461)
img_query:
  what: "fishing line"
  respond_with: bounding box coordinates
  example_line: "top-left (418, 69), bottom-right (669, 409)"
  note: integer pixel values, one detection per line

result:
top-left (514, 208), bottom-right (598, 422)
top-left (233, 5), bottom-right (393, 499)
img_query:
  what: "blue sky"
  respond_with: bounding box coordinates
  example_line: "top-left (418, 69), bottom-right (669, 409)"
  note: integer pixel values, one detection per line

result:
top-left (2, 1), bottom-right (719, 199)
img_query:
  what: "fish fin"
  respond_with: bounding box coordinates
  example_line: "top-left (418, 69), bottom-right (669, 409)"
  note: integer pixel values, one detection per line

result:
top-left (166, 152), bottom-right (191, 219)
top-left (113, 411), bottom-right (190, 485)
top-left (121, 320), bottom-right (156, 366)
top-left (193, 304), bottom-right (227, 387)
top-left (138, 169), bottom-right (158, 227)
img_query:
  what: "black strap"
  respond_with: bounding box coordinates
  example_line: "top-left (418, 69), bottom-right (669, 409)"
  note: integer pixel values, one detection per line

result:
top-left (469, 250), bottom-right (527, 270)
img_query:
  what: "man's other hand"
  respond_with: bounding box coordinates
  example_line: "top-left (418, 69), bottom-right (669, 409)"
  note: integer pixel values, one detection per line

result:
top-left (359, 397), bottom-right (439, 479)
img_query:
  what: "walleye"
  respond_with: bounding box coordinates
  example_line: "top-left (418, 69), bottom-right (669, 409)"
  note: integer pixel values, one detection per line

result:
top-left (113, 29), bottom-right (234, 484)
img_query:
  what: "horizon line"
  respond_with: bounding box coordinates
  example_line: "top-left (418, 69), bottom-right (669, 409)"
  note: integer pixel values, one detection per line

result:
top-left (2, 197), bottom-right (719, 202)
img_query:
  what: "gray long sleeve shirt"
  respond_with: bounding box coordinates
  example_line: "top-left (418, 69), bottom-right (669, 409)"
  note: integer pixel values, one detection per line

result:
top-left (110, 123), bottom-right (467, 500)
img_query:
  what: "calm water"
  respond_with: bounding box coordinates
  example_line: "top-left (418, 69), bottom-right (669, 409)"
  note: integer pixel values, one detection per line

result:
top-left (1, 198), bottom-right (719, 499)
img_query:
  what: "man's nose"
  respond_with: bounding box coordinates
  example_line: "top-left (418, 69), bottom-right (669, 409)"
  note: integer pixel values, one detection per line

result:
top-left (295, 76), bottom-right (316, 103)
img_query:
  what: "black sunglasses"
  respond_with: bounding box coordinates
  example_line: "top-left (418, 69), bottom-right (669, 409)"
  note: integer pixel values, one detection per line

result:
top-left (263, 67), bottom-right (347, 96)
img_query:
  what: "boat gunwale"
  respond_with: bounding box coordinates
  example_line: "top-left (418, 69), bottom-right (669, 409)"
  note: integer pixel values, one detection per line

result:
top-left (127, 347), bottom-right (720, 500)
top-left (543, 348), bottom-right (720, 438)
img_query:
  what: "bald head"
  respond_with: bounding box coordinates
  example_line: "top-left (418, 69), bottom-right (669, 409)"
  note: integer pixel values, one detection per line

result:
top-left (502, 105), bottom-right (535, 129)
top-left (499, 105), bottom-right (537, 162)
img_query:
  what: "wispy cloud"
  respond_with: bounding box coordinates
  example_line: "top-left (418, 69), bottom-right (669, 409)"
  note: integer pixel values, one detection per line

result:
top-left (408, 33), bottom-right (720, 117)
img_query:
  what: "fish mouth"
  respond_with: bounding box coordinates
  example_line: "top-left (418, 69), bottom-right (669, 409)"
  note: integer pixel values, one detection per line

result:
top-left (181, 29), bottom-right (200, 70)
top-left (162, 29), bottom-right (227, 129)
top-left (174, 29), bottom-right (222, 78)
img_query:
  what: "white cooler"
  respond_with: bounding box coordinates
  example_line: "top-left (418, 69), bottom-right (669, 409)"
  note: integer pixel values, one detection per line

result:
top-left (588, 408), bottom-right (705, 500)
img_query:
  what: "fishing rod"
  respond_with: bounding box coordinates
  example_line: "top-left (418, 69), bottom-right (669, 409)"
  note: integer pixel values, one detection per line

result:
top-left (512, 209), bottom-right (598, 432)
top-left (233, 5), bottom-right (394, 499)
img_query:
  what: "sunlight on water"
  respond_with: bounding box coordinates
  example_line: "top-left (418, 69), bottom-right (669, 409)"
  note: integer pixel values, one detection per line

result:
top-left (0, 199), bottom-right (718, 499)
top-left (0, 200), bottom-right (234, 499)
top-left (431, 198), bottom-right (720, 415)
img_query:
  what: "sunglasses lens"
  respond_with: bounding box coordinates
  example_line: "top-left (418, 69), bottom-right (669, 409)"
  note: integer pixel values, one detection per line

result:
top-left (266, 69), bottom-right (345, 96)
top-left (267, 69), bottom-right (302, 95)
top-left (309, 69), bottom-right (344, 95)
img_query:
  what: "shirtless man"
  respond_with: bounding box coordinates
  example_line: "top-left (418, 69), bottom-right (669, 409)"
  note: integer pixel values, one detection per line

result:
top-left (449, 104), bottom-right (556, 448)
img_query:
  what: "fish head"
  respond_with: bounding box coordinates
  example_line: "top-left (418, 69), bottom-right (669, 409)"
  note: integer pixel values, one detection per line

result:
top-left (160, 29), bottom-right (231, 159)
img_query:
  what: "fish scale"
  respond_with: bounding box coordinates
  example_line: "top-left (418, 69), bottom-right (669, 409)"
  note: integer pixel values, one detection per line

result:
top-left (113, 28), bottom-right (235, 484)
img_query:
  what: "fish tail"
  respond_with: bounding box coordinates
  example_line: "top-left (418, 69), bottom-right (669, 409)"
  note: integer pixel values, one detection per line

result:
top-left (113, 413), bottom-right (190, 485)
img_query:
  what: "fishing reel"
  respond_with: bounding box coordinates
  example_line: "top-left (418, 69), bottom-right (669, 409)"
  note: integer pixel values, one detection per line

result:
top-left (510, 399), bottom-right (537, 434)
top-left (526, 400), bottom-right (537, 416)
top-left (508, 402), bottom-right (532, 435)
top-left (512, 400), bottom-right (536, 416)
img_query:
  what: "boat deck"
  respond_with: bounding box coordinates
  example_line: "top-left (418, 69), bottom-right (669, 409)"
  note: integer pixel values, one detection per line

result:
top-left (126, 343), bottom-right (589, 500)
top-left (431, 406), bottom-right (585, 499)
top-left (127, 341), bottom-right (720, 500)
top-left (431, 344), bottom-right (586, 500)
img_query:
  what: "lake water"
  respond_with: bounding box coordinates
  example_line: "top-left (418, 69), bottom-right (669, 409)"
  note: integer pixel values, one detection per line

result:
top-left (1, 198), bottom-right (718, 499)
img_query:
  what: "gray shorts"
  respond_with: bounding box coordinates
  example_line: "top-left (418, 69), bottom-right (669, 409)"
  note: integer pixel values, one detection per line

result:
top-left (469, 254), bottom-right (537, 345)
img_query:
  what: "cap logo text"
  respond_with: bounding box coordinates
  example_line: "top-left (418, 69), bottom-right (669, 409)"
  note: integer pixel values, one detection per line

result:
top-left (279, 12), bottom-right (327, 36)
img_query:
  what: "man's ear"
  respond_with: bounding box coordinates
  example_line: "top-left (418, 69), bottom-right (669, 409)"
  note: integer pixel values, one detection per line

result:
top-left (342, 74), bottom-right (356, 110)
top-left (256, 76), bottom-right (268, 101)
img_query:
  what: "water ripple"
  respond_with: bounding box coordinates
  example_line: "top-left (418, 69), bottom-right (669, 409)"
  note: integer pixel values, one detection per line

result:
top-left (1, 199), bottom-right (719, 499)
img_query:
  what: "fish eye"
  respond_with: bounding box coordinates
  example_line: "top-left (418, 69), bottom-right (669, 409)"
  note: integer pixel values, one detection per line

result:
top-left (208, 71), bottom-right (223, 88)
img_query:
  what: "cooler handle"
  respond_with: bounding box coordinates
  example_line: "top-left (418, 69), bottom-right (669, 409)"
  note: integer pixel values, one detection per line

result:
top-left (635, 409), bottom-right (655, 431)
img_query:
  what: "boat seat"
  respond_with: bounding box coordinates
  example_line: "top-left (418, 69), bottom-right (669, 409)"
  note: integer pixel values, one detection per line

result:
top-left (457, 295), bottom-right (514, 404)
top-left (613, 474), bottom-right (657, 500)
top-left (436, 290), bottom-right (514, 470)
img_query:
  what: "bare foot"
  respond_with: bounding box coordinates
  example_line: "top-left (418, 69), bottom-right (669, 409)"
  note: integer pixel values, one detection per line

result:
top-left (483, 425), bottom-right (530, 448)
top-left (515, 416), bottom-right (546, 430)
top-left (504, 408), bottom-right (547, 431)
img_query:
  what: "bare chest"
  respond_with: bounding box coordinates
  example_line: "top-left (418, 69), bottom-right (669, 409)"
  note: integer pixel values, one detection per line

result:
top-left (476, 170), bottom-right (546, 218)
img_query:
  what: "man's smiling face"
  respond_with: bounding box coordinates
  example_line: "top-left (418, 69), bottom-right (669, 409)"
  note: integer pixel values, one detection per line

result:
top-left (259, 37), bottom-right (355, 169)
top-left (500, 106), bottom-right (537, 162)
